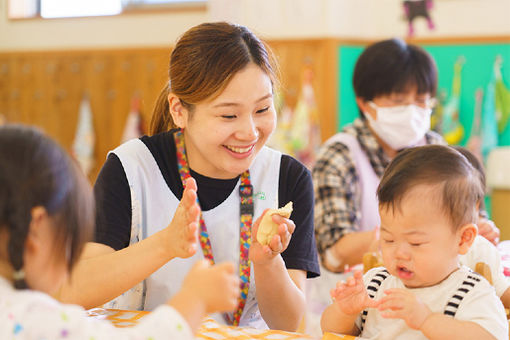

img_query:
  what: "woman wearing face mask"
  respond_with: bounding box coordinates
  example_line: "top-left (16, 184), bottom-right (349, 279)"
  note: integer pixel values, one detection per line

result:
top-left (312, 38), bottom-right (444, 273)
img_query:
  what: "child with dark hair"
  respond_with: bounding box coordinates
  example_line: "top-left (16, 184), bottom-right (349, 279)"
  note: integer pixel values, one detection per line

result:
top-left (321, 145), bottom-right (507, 339)
top-left (0, 124), bottom-right (240, 339)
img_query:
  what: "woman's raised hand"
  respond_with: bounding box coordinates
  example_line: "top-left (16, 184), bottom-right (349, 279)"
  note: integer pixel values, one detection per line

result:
top-left (164, 177), bottom-right (201, 259)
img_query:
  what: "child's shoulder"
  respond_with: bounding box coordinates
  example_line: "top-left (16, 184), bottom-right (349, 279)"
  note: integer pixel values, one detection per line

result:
top-left (455, 265), bottom-right (493, 286)
top-left (8, 287), bottom-right (84, 315)
top-left (461, 235), bottom-right (500, 265)
top-left (0, 279), bottom-right (83, 317)
top-left (435, 265), bottom-right (494, 293)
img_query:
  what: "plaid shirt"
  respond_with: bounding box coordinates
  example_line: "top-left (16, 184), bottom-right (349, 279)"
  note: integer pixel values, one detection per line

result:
top-left (312, 118), bottom-right (445, 259)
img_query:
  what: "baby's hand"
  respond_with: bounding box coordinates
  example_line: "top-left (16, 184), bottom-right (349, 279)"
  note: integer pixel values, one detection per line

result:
top-left (378, 288), bottom-right (432, 330)
top-left (250, 209), bottom-right (295, 264)
top-left (164, 177), bottom-right (201, 259)
top-left (182, 260), bottom-right (240, 314)
top-left (331, 270), bottom-right (379, 316)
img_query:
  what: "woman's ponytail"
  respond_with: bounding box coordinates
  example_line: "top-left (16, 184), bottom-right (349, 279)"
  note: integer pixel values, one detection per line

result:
top-left (150, 83), bottom-right (176, 136)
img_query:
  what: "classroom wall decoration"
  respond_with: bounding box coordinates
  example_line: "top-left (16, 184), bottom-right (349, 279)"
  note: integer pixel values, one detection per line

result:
top-left (481, 74), bottom-right (499, 161)
top-left (72, 94), bottom-right (95, 176)
top-left (289, 65), bottom-right (321, 168)
top-left (0, 40), bottom-right (340, 182)
top-left (439, 56), bottom-right (465, 145)
top-left (402, 0), bottom-right (435, 37)
top-left (268, 65), bottom-right (321, 169)
top-left (466, 88), bottom-right (484, 161)
top-left (494, 56), bottom-right (510, 135)
top-left (0, 49), bottom-right (169, 182)
top-left (121, 94), bottom-right (146, 144)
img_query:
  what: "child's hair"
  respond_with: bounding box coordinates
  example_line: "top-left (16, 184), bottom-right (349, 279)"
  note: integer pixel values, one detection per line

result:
top-left (0, 125), bottom-right (94, 289)
top-left (452, 146), bottom-right (486, 191)
top-left (353, 38), bottom-right (437, 117)
top-left (150, 21), bottom-right (280, 135)
top-left (377, 145), bottom-right (484, 229)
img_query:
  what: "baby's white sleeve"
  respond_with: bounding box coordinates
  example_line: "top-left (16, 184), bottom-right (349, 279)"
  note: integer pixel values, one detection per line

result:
top-left (454, 279), bottom-right (509, 340)
top-left (460, 235), bottom-right (510, 297)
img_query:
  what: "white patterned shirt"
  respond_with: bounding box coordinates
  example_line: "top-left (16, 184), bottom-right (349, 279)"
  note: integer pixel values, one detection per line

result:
top-left (0, 277), bottom-right (193, 340)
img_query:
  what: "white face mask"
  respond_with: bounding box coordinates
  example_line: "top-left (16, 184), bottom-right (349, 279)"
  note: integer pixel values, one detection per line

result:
top-left (365, 102), bottom-right (432, 150)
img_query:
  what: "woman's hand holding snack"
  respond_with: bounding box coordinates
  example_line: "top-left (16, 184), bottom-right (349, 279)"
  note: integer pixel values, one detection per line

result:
top-left (250, 205), bottom-right (295, 264)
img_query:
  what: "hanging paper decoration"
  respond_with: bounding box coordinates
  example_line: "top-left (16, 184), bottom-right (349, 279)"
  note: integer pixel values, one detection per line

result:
top-left (121, 94), bottom-right (145, 144)
top-left (289, 65), bottom-right (321, 169)
top-left (72, 95), bottom-right (95, 176)
top-left (267, 90), bottom-right (294, 155)
top-left (442, 57), bottom-right (465, 145)
top-left (431, 89), bottom-right (447, 134)
top-left (481, 80), bottom-right (499, 162)
top-left (466, 89), bottom-right (484, 162)
top-left (402, 0), bottom-right (435, 37)
top-left (494, 56), bottom-right (510, 134)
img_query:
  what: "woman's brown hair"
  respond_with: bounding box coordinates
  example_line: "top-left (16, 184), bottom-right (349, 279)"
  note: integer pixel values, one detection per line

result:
top-left (150, 22), bottom-right (280, 135)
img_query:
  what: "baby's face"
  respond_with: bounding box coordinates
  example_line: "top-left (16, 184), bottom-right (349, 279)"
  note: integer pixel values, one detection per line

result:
top-left (379, 185), bottom-right (461, 288)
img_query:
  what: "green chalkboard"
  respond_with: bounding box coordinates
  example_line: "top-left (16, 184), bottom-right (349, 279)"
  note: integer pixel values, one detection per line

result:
top-left (337, 42), bottom-right (510, 146)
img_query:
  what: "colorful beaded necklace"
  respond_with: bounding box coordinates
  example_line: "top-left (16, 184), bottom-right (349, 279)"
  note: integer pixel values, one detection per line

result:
top-left (173, 129), bottom-right (253, 326)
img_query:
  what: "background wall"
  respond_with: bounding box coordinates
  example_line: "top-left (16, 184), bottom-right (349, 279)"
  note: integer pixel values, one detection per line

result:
top-left (1, 0), bottom-right (510, 51)
top-left (0, 41), bottom-right (339, 182)
top-left (0, 0), bottom-right (206, 51)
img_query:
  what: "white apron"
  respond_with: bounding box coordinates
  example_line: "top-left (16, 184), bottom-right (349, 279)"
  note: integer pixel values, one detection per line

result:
top-left (104, 139), bottom-right (281, 328)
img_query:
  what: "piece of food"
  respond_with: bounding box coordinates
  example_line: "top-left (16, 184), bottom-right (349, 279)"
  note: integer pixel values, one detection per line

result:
top-left (256, 202), bottom-right (293, 246)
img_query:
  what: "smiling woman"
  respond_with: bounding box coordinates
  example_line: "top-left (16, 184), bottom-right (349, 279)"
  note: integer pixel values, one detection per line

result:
top-left (57, 22), bottom-right (320, 332)
top-left (171, 64), bottom-right (276, 179)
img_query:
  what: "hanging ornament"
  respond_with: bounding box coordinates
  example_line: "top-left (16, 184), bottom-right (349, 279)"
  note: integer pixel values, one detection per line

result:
top-left (494, 56), bottom-right (510, 134)
top-left (289, 64), bottom-right (321, 168)
top-left (442, 56), bottom-right (465, 145)
top-left (467, 89), bottom-right (484, 162)
top-left (72, 94), bottom-right (95, 176)
top-left (121, 93), bottom-right (145, 143)
top-left (402, 0), bottom-right (435, 37)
